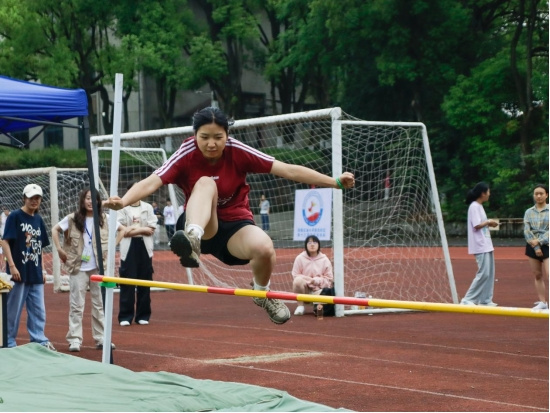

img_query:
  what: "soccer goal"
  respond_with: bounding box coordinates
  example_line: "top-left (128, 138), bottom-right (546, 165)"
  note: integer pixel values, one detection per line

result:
top-left (0, 167), bottom-right (93, 292)
top-left (91, 108), bottom-right (458, 315)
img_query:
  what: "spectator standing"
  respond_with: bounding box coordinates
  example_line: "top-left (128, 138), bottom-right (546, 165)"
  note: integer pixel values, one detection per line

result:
top-left (259, 194), bottom-right (270, 231)
top-left (163, 200), bottom-right (176, 241)
top-left (1, 184), bottom-right (55, 350)
top-left (52, 189), bottom-right (124, 352)
top-left (461, 182), bottom-right (499, 306)
top-left (117, 182), bottom-right (157, 326)
top-left (523, 184), bottom-right (549, 309)
top-left (291, 235), bottom-right (333, 315)
top-left (384, 172), bottom-right (390, 200)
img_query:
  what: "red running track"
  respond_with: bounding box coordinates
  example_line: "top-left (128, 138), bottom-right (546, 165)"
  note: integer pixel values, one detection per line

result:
top-left (13, 247), bottom-right (549, 411)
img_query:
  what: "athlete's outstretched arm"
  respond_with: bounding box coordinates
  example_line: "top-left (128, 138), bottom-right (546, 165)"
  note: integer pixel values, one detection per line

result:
top-left (270, 160), bottom-right (354, 189)
top-left (104, 174), bottom-right (163, 210)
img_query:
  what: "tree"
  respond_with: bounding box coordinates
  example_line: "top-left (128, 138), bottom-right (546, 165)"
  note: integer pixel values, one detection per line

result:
top-left (441, 0), bottom-right (548, 218)
top-left (0, 0), bottom-right (139, 134)
top-left (115, 0), bottom-right (197, 129)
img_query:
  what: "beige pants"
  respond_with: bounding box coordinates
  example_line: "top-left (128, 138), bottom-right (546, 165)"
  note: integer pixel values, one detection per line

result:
top-left (66, 269), bottom-right (105, 345)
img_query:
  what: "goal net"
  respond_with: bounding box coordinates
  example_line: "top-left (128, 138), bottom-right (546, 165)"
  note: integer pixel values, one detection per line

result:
top-left (91, 108), bottom-right (457, 314)
top-left (0, 167), bottom-right (94, 292)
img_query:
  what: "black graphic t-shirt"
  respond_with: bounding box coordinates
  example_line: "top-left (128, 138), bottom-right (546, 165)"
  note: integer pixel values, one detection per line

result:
top-left (3, 208), bottom-right (50, 284)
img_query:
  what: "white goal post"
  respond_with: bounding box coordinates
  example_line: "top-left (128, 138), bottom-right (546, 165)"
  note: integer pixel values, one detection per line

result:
top-left (91, 107), bottom-right (458, 316)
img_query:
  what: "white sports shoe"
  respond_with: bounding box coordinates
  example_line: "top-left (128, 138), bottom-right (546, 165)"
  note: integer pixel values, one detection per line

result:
top-left (43, 341), bottom-right (57, 352)
top-left (119, 321), bottom-right (130, 326)
top-left (69, 342), bottom-right (81, 352)
top-left (460, 299), bottom-right (476, 305)
top-left (294, 305), bottom-right (305, 316)
top-left (533, 301), bottom-right (548, 310)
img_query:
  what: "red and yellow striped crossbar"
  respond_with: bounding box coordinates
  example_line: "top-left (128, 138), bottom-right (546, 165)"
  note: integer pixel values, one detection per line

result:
top-left (90, 275), bottom-right (549, 319)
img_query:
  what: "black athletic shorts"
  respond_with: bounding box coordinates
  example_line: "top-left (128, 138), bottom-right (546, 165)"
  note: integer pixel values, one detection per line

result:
top-left (525, 243), bottom-right (549, 261)
top-left (176, 212), bottom-right (255, 266)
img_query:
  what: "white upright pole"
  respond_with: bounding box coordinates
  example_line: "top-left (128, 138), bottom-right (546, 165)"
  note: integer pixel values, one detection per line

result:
top-left (49, 167), bottom-right (61, 292)
top-left (331, 108), bottom-right (345, 317)
top-left (420, 125), bottom-right (458, 303)
top-left (102, 73), bottom-right (123, 363)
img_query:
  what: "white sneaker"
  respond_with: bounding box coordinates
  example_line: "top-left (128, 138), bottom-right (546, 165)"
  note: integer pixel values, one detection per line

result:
top-left (460, 299), bottom-right (476, 305)
top-left (137, 320), bottom-right (149, 325)
top-left (533, 301), bottom-right (548, 310)
top-left (294, 305), bottom-right (305, 316)
top-left (119, 321), bottom-right (130, 326)
top-left (69, 342), bottom-right (81, 352)
top-left (480, 302), bottom-right (498, 307)
top-left (42, 341), bottom-right (57, 352)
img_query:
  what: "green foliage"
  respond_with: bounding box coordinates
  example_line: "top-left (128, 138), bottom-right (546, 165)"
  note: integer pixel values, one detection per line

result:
top-left (0, 147), bottom-right (88, 170)
top-left (0, 0), bottom-right (547, 224)
top-left (187, 36), bottom-right (229, 88)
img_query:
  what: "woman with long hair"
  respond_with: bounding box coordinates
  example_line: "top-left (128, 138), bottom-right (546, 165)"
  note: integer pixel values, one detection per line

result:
top-left (523, 184), bottom-right (549, 309)
top-left (52, 188), bottom-right (124, 352)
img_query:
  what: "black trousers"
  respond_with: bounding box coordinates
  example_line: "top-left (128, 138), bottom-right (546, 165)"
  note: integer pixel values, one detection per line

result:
top-left (118, 238), bottom-right (153, 323)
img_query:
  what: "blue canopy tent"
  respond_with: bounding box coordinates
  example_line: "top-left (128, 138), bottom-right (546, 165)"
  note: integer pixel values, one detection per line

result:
top-left (0, 75), bottom-right (89, 148)
top-left (0, 75), bottom-right (111, 360)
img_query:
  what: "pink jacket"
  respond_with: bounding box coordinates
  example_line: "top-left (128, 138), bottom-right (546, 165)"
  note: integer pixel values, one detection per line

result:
top-left (291, 251), bottom-right (333, 291)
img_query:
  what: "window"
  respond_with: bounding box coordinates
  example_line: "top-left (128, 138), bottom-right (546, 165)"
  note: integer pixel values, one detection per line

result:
top-left (44, 126), bottom-right (64, 148)
top-left (11, 130), bottom-right (29, 146)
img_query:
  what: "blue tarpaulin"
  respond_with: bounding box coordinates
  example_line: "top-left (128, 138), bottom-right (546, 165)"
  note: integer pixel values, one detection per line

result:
top-left (0, 75), bottom-right (88, 136)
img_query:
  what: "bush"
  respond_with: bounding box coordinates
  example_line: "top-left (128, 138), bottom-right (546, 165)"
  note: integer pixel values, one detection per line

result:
top-left (0, 147), bottom-right (88, 170)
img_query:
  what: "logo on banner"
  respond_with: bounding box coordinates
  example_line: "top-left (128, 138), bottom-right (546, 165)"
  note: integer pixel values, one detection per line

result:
top-left (302, 191), bottom-right (324, 226)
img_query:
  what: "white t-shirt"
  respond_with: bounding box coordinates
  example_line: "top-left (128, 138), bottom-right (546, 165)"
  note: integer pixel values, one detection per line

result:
top-left (467, 202), bottom-right (494, 255)
top-left (58, 214), bottom-right (119, 271)
top-left (260, 199), bottom-right (270, 215)
top-left (0, 212), bottom-right (8, 237)
top-left (163, 205), bottom-right (176, 225)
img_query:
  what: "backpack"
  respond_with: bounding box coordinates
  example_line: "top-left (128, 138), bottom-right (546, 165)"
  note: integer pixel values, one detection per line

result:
top-left (318, 287), bottom-right (336, 317)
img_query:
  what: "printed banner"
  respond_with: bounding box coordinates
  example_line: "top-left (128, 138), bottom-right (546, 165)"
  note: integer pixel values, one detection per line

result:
top-left (293, 188), bottom-right (332, 241)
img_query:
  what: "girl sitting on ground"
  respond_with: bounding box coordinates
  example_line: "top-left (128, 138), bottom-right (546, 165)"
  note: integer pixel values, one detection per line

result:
top-left (291, 235), bottom-right (334, 315)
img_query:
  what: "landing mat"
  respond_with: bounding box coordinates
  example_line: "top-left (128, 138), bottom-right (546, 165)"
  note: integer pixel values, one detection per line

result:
top-left (0, 344), bottom-right (349, 412)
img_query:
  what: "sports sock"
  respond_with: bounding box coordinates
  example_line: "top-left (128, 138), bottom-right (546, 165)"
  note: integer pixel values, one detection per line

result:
top-left (253, 280), bottom-right (270, 291)
top-left (186, 224), bottom-right (204, 239)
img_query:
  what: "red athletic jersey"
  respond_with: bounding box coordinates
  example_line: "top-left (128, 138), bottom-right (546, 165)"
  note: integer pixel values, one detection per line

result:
top-left (155, 137), bottom-right (274, 221)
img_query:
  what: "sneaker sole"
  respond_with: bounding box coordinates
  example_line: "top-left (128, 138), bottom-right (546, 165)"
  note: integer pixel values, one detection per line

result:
top-left (170, 231), bottom-right (200, 268)
top-left (253, 298), bottom-right (291, 325)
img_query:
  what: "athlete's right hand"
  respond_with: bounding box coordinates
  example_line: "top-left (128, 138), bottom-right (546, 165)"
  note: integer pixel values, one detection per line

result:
top-left (103, 196), bottom-right (124, 210)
